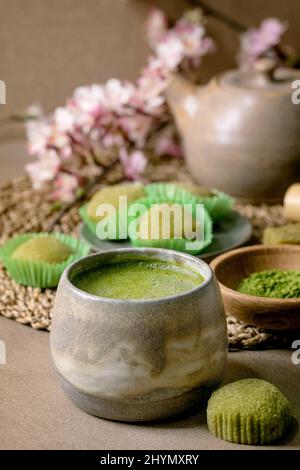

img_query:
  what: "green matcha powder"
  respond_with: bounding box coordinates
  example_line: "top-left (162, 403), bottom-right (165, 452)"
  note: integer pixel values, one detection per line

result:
top-left (238, 269), bottom-right (300, 299)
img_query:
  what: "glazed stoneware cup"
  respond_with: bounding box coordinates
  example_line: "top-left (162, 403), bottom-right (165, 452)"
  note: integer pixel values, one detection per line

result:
top-left (50, 248), bottom-right (228, 422)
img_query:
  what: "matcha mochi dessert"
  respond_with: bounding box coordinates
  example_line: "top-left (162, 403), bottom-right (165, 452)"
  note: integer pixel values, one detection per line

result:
top-left (207, 379), bottom-right (291, 445)
top-left (12, 236), bottom-right (73, 264)
top-left (87, 182), bottom-right (146, 223)
top-left (0, 233), bottom-right (90, 288)
top-left (263, 223), bottom-right (300, 245)
top-left (130, 202), bottom-right (212, 254)
top-left (136, 203), bottom-right (200, 240)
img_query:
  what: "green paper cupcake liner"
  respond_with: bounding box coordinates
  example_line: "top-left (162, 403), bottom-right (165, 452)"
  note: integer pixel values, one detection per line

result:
top-left (145, 183), bottom-right (200, 204)
top-left (145, 183), bottom-right (234, 222)
top-left (200, 190), bottom-right (234, 222)
top-left (129, 196), bottom-right (213, 255)
top-left (0, 233), bottom-right (90, 288)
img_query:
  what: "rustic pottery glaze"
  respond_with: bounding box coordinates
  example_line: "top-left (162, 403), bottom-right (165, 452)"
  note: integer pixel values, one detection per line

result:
top-left (166, 68), bottom-right (300, 203)
top-left (211, 244), bottom-right (300, 330)
top-left (50, 248), bottom-right (227, 422)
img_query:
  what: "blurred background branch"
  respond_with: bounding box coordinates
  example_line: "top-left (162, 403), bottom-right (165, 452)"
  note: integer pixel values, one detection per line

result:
top-left (186, 0), bottom-right (247, 32)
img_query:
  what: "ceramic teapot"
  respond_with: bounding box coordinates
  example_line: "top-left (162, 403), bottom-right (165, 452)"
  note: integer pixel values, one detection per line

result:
top-left (166, 66), bottom-right (300, 203)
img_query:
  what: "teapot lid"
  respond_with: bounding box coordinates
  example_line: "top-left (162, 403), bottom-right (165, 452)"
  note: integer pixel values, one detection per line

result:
top-left (219, 66), bottom-right (300, 95)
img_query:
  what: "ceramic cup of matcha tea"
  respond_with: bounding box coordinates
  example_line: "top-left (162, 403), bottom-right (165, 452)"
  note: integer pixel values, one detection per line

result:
top-left (50, 248), bottom-right (227, 422)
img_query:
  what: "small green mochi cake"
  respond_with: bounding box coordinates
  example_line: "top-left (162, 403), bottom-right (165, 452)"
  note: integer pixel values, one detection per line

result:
top-left (12, 236), bottom-right (74, 264)
top-left (87, 182), bottom-right (146, 223)
top-left (263, 223), bottom-right (300, 245)
top-left (136, 203), bottom-right (199, 240)
top-left (207, 379), bottom-right (291, 445)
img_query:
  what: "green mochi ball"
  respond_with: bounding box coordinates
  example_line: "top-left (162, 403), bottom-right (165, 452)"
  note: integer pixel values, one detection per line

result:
top-left (12, 236), bottom-right (74, 264)
top-left (207, 379), bottom-right (291, 445)
top-left (87, 182), bottom-right (146, 223)
top-left (136, 203), bottom-right (199, 240)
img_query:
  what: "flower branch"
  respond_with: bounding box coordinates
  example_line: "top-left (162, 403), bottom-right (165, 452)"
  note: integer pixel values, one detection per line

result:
top-left (24, 5), bottom-right (299, 231)
top-left (186, 0), bottom-right (246, 32)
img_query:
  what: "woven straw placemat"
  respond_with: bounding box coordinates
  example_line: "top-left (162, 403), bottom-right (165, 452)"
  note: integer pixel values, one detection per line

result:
top-left (0, 172), bottom-right (297, 349)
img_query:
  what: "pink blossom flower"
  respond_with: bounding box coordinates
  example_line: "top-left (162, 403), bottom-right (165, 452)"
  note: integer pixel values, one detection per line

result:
top-left (26, 118), bottom-right (52, 156)
top-left (156, 33), bottom-right (185, 70)
top-left (26, 150), bottom-right (60, 189)
top-left (239, 17), bottom-right (288, 68)
top-left (155, 136), bottom-right (183, 158)
top-left (119, 149), bottom-right (147, 180)
top-left (26, 109), bottom-right (72, 162)
top-left (51, 172), bottom-right (79, 202)
top-left (71, 84), bottom-right (106, 115)
top-left (104, 79), bottom-right (135, 114)
top-left (102, 132), bottom-right (124, 149)
top-left (50, 131), bottom-right (72, 159)
top-left (25, 8), bottom-right (216, 200)
top-left (119, 115), bottom-right (152, 147)
top-left (145, 8), bottom-right (168, 48)
top-left (53, 107), bottom-right (75, 133)
top-left (175, 20), bottom-right (205, 57)
top-left (69, 84), bottom-right (107, 131)
top-left (145, 8), bottom-right (214, 72)
top-left (259, 18), bottom-right (288, 46)
top-left (187, 36), bottom-right (216, 67)
top-left (174, 18), bottom-right (215, 66)
top-left (198, 36), bottom-right (216, 56)
top-left (60, 145), bottom-right (72, 159)
top-left (135, 58), bottom-right (168, 113)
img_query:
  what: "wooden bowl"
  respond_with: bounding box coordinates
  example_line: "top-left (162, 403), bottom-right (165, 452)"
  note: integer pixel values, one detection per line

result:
top-left (210, 245), bottom-right (300, 330)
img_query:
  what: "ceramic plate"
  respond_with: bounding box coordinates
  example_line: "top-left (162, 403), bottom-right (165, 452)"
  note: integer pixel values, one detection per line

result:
top-left (79, 211), bottom-right (252, 261)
